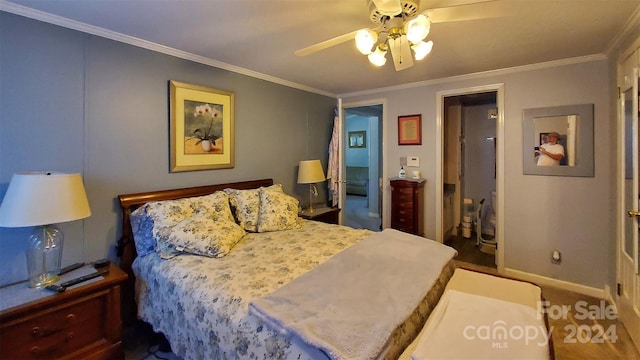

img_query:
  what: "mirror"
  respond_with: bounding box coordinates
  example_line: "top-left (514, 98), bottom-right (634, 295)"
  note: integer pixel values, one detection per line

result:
top-left (523, 104), bottom-right (594, 177)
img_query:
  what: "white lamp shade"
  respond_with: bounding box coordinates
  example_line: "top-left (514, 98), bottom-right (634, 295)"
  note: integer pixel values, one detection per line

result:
top-left (368, 46), bottom-right (387, 66)
top-left (405, 14), bottom-right (430, 44)
top-left (412, 40), bottom-right (434, 60)
top-left (297, 160), bottom-right (326, 184)
top-left (0, 172), bottom-right (91, 227)
top-left (355, 29), bottom-right (378, 55)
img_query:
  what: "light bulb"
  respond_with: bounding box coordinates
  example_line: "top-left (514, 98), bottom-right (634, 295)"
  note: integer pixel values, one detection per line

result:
top-left (355, 29), bottom-right (378, 55)
top-left (405, 14), bottom-right (430, 44)
top-left (368, 46), bottom-right (387, 66)
top-left (412, 40), bottom-right (433, 60)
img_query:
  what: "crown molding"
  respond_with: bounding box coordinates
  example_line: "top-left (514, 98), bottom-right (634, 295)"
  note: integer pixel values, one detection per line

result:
top-left (604, 4), bottom-right (640, 57)
top-left (338, 54), bottom-right (608, 98)
top-left (0, 1), bottom-right (617, 100)
top-left (0, 1), bottom-right (336, 98)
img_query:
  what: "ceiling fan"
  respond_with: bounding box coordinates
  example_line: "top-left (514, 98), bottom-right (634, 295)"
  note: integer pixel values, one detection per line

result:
top-left (295, 0), bottom-right (506, 71)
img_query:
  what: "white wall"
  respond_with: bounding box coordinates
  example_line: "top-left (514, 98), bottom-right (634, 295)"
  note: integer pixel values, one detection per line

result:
top-left (463, 104), bottom-right (497, 233)
top-left (343, 59), bottom-right (612, 288)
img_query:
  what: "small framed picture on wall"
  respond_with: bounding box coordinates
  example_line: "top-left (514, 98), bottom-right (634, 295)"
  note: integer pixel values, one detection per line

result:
top-left (348, 131), bottom-right (366, 148)
top-left (398, 114), bottom-right (422, 145)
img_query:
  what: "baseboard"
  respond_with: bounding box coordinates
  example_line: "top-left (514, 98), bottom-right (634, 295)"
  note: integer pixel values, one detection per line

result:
top-left (504, 268), bottom-right (605, 299)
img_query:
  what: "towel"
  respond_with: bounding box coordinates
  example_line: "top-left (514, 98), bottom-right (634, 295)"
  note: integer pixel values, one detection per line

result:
top-left (249, 229), bottom-right (457, 360)
top-left (411, 290), bottom-right (551, 360)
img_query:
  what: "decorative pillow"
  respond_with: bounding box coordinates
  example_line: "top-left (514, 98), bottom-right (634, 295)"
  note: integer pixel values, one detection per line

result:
top-left (257, 186), bottom-right (300, 232)
top-left (165, 213), bottom-right (246, 258)
top-left (129, 204), bottom-right (157, 257)
top-left (192, 191), bottom-right (235, 223)
top-left (226, 184), bottom-right (283, 232)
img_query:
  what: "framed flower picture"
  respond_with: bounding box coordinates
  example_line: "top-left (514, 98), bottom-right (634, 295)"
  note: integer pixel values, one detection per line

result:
top-left (169, 80), bottom-right (235, 172)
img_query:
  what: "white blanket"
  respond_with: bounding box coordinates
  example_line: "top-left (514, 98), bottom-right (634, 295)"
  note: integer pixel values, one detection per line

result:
top-left (248, 229), bottom-right (457, 360)
top-left (411, 290), bottom-right (551, 360)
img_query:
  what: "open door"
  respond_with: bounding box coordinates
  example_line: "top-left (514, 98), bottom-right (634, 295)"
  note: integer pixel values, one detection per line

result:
top-left (341, 100), bottom-right (385, 231)
top-left (617, 46), bottom-right (640, 350)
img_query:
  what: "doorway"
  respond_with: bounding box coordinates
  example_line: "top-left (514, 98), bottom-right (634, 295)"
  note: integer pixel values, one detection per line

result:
top-left (436, 84), bottom-right (505, 272)
top-left (443, 92), bottom-right (497, 268)
top-left (342, 104), bottom-right (383, 231)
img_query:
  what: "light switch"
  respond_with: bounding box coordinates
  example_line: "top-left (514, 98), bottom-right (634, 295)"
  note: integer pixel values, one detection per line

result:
top-left (407, 156), bottom-right (419, 167)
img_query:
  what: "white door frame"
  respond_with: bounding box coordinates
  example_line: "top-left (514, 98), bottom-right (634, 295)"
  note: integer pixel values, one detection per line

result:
top-left (341, 98), bottom-right (388, 227)
top-left (435, 83), bottom-right (505, 272)
top-left (616, 44), bottom-right (640, 351)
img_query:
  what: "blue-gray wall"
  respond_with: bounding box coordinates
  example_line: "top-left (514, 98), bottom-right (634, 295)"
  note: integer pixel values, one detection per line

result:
top-left (344, 60), bottom-right (613, 289)
top-left (0, 12), bottom-right (336, 286)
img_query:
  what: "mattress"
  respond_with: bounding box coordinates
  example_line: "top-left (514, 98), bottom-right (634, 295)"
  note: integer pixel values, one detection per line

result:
top-left (132, 220), bottom-right (455, 359)
top-left (399, 268), bottom-right (551, 360)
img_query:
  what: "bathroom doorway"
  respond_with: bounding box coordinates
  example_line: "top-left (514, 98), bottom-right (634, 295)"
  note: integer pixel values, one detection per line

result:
top-left (443, 91), bottom-right (498, 269)
top-left (342, 104), bottom-right (383, 232)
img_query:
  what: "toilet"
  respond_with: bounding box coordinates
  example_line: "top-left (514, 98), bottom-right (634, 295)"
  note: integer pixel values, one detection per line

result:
top-left (487, 191), bottom-right (496, 236)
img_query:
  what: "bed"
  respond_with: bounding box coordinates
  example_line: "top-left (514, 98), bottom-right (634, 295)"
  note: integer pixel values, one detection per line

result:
top-left (116, 179), bottom-right (457, 360)
top-left (400, 268), bottom-right (554, 359)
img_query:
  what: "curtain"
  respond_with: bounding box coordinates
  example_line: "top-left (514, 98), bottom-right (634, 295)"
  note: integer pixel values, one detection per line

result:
top-left (327, 110), bottom-right (340, 206)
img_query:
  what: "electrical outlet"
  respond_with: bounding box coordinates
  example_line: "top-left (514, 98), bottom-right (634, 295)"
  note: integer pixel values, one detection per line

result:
top-left (551, 250), bottom-right (561, 264)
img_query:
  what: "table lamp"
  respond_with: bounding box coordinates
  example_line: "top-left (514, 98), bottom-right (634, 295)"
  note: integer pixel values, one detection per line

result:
top-left (297, 160), bottom-right (326, 213)
top-left (0, 172), bottom-right (91, 288)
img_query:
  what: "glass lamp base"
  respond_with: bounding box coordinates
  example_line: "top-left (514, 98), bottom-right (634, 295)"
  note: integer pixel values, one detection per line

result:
top-left (27, 225), bottom-right (63, 288)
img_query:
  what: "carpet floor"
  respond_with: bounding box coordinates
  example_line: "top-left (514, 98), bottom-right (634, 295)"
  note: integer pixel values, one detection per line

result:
top-left (343, 194), bottom-right (381, 231)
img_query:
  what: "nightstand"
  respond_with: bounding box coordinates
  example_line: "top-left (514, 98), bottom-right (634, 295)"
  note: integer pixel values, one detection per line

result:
top-left (299, 207), bottom-right (341, 225)
top-left (0, 263), bottom-right (127, 360)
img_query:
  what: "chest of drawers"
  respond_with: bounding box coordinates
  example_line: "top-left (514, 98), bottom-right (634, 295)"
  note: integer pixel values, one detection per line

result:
top-left (390, 178), bottom-right (425, 236)
top-left (0, 264), bottom-right (127, 360)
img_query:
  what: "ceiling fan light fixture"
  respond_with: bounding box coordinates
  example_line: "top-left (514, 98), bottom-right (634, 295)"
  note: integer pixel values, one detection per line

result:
top-left (412, 40), bottom-right (433, 60)
top-left (405, 14), bottom-right (430, 44)
top-left (370, 0), bottom-right (403, 16)
top-left (355, 29), bottom-right (378, 55)
top-left (368, 45), bottom-right (387, 66)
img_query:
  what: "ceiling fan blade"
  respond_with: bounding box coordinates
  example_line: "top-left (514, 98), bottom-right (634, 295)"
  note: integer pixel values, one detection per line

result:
top-left (421, 0), bottom-right (496, 9)
top-left (428, 1), bottom-right (515, 23)
top-left (371, 0), bottom-right (403, 16)
top-left (295, 30), bottom-right (359, 56)
top-left (388, 36), bottom-right (413, 71)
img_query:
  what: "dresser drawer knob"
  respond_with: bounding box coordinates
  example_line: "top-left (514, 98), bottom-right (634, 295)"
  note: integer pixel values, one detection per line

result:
top-left (30, 346), bottom-right (40, 354)
top-left (66, 331), bottom-right (74, 341)
top-left (66, 313), bottom-right (76, 322)
top-left (31, 325), bottom-right (61, 337)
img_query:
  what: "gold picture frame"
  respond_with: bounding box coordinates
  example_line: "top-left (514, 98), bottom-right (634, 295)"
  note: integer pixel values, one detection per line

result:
top-left (169, 80), bottom-right (235, 172)
top-left (348, 130), bottom-right (366, 148)
top-left (398, 114), bottom-right (422, 145)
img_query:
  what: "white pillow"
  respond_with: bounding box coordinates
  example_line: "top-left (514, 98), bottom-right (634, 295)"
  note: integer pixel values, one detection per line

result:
top-left (166, 213), bottom-right (246, 258)
top-left (226, 184), bottom-right (283, 232)
top-left (257, 185), bottom-right (300, 232)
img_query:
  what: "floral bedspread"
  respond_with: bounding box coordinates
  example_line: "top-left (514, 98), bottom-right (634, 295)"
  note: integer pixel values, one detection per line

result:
top-left (132, 220), bottom-right (454, 359)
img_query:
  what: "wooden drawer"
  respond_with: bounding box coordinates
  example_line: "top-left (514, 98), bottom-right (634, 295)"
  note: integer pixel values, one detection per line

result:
top-left (394, 201), bottom-right (414, 210)
top-left (0, 264), bottom-right (127, 360)
top-left (390, 179), bottom-right (425, 236)
top-left (1, 294), bottom-right (106, 359)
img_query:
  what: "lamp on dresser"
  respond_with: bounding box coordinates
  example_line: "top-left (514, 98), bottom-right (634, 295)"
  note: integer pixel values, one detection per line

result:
top-left (297, 160), bottom-right (326, 213)
top-left (0, 172), bottom-right (91, 288)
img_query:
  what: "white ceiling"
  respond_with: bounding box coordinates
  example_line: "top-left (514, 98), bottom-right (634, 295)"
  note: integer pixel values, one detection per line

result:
top-left (2, 0), bottom-right (640, 96)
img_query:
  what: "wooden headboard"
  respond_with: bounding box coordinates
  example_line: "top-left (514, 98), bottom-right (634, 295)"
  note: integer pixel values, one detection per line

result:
top-left (116, 178), bottom-right (274, 324)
